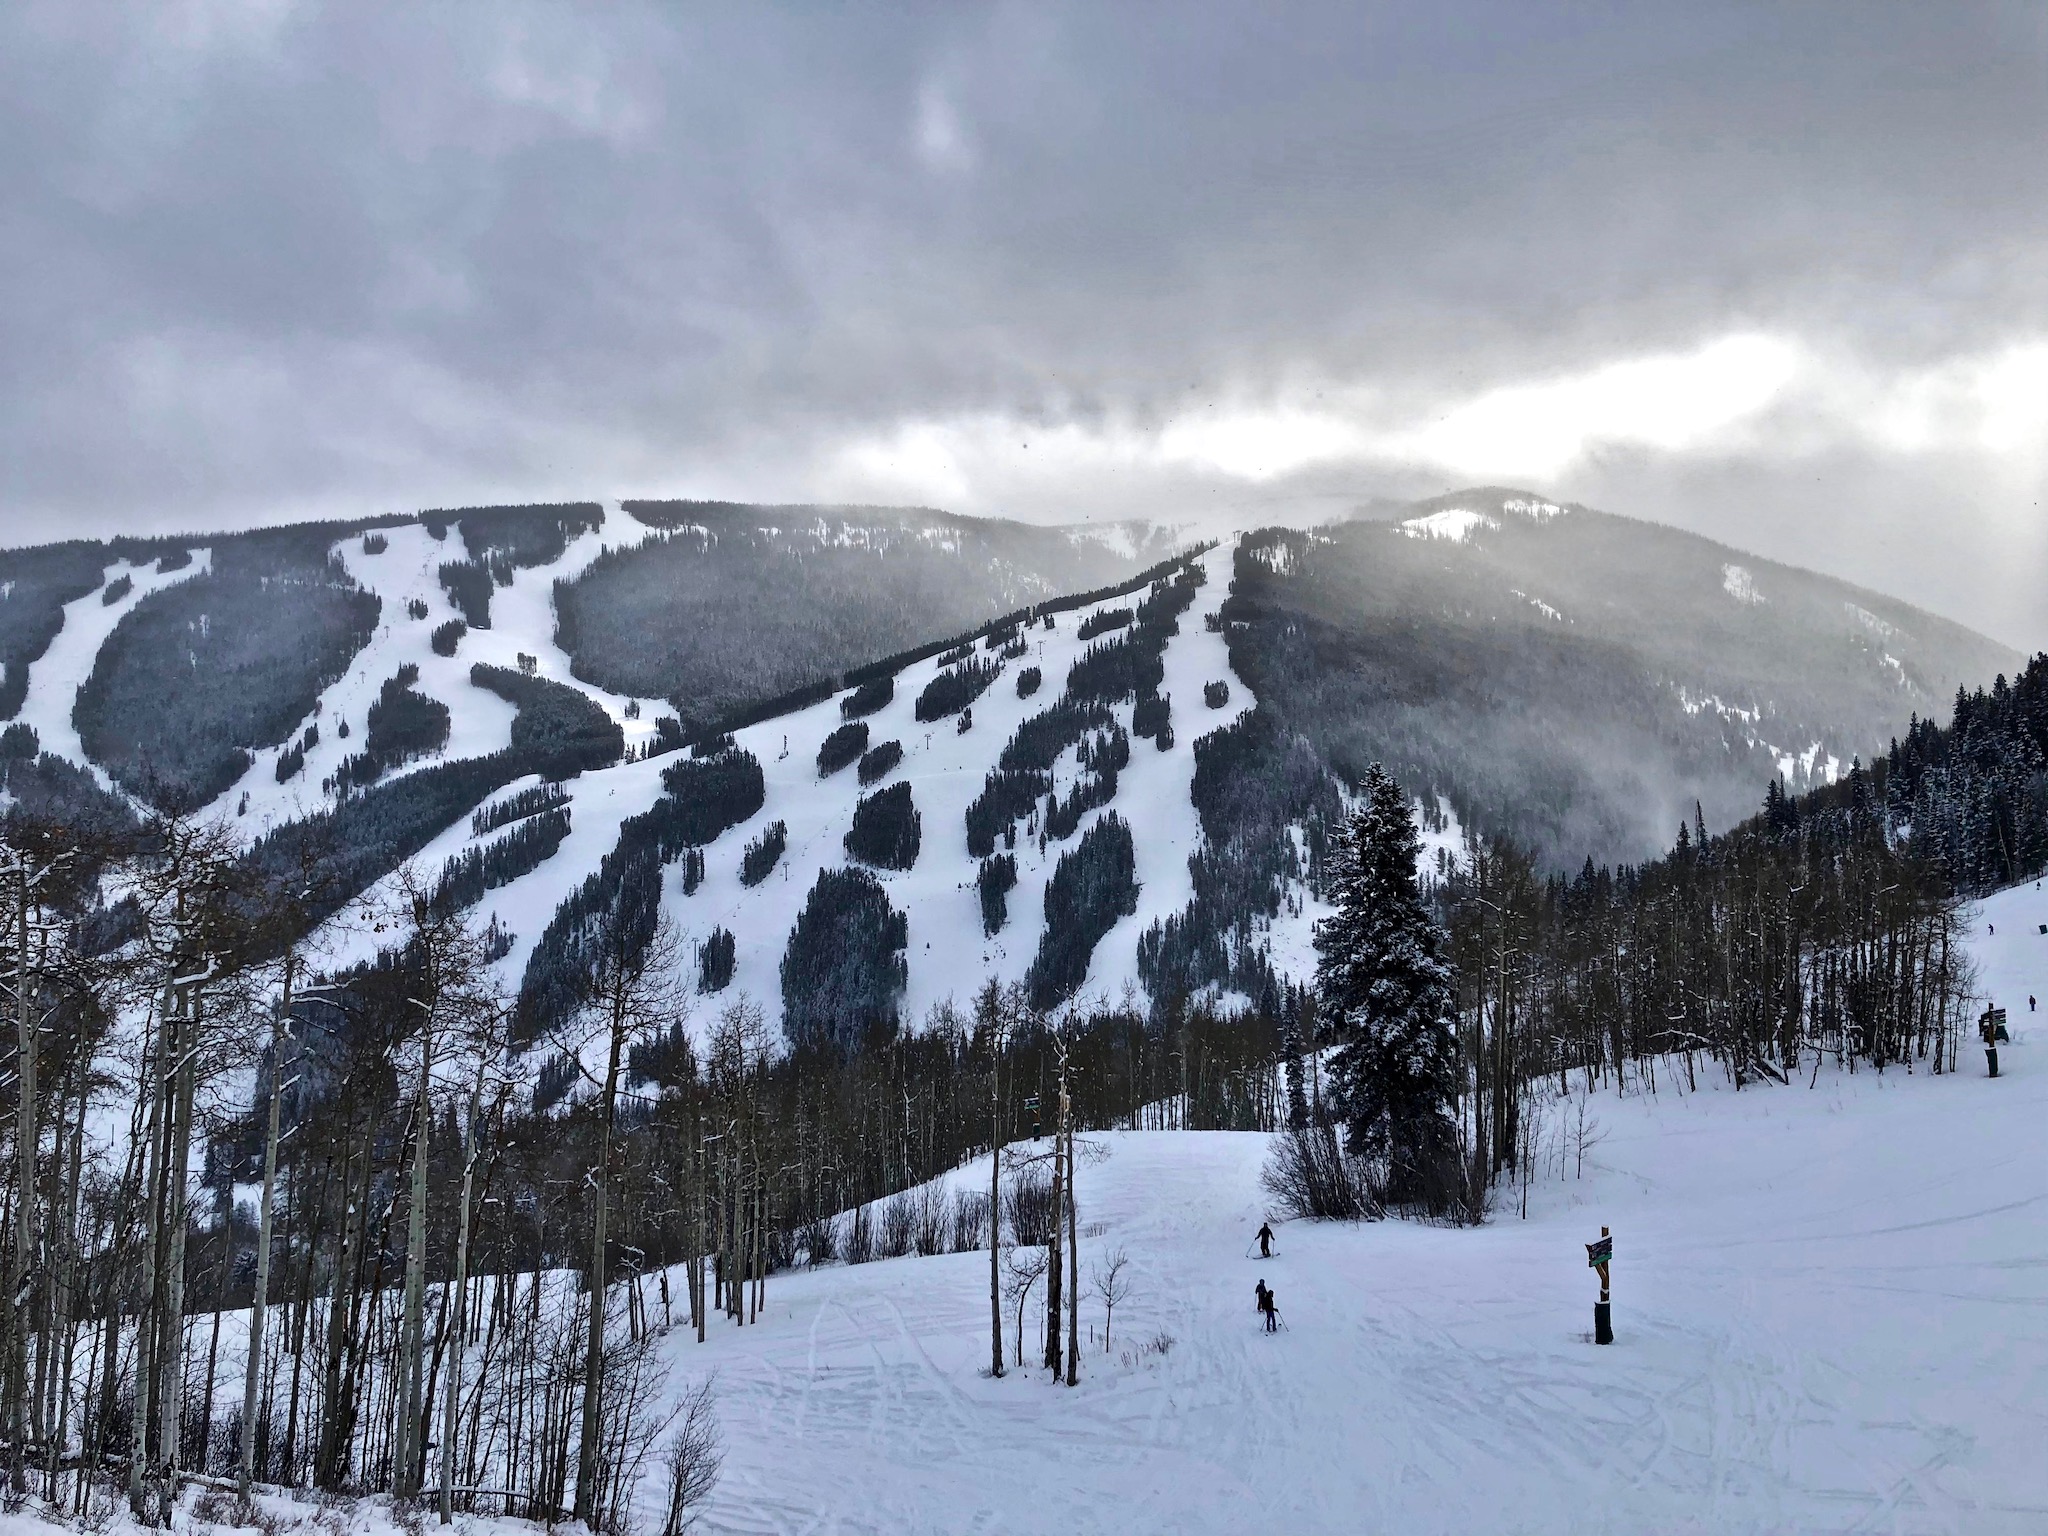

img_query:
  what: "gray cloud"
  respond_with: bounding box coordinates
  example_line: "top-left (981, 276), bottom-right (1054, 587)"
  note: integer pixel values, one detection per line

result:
top-left (2, 1), bottom-right (2044, 648)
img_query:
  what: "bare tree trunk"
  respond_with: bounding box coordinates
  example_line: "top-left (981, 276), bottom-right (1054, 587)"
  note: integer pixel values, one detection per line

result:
top-left (394, 1009), bottom-right (434, 1499)
top-left (8, 858), bottom-right (38, 1494)
top-left (574, 995), bottom-right (626, 1527)
top-left (128, 1000), bottom-right (171, 1516)
top-left (239, 956), bottom-right (295, 1506)
top-left (156, 977), bottom-right (200, 1525)
top-left (1043, 1114), bottom-right (1062, 1373)
top-left (1063, 1085), bottom-right (1078, 1388)
top-left (988, 1035), bottom-right (1004, 1378)
top-left (439, 1060), bottom-right (490, 1523)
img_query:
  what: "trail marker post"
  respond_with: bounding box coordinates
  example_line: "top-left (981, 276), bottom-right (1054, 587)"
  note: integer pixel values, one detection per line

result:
top-left (1980, 1008), bottom-right (2006, 1078)
top-left (1586, 1227), bottom-right (1613, 1345)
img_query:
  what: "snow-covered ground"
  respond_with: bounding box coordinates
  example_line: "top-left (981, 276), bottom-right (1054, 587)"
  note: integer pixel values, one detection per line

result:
top-left (636, 893), bottom-right (2048, 1534)
top-left (646, 893), bottom-right (2048, 1534)
top-left (12, 898), bottom-right (2042, 1536)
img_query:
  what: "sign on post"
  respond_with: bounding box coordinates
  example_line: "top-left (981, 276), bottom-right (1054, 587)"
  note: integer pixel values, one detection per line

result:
top-left (1587, 1226), bottom-right (1613, 1345)
top-left (1980, 1008), bottom-right (2007, 1077)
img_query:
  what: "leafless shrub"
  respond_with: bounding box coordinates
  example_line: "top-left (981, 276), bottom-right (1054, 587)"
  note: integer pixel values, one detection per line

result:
top-left (1004, 1165), bottom-right (1055, 1246)
top-left (191, 1490), bottom-right (237, 1527)
top-left (1260, 1124), bottom-right (1383, 1222)
top-left (844, 1202), bottom-right (874, 1265)
top-left (878, 1190), bottom-right (916, 1258)
top-left (950, 1188), bottom-right (989, 1252)
top-left (912, 1183), bottom-right (949, 1255)
top-left (659, 1377), bottom-right (722, 1536)
top-left (799, 1213), bottom-right (838, 1266)
top-left (1002, 1245), bottom-right (1049, 1368)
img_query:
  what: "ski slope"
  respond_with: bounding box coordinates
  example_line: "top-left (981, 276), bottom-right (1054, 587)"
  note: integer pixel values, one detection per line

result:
top-left (656, 1046), bottom-right (2048, 1529)
top-left (13, 549), bottom-right (212, 792)
top-left (216, 508), bottom-right (662, 835)
top-left (324, 542), bottom-right (1264, 1036)
top-left (14, 903), bottom-right (2044, 1536)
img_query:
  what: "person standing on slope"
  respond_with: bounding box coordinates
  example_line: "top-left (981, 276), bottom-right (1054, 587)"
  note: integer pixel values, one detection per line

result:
top-left (1256, 1221), bottom-right (1274, 1259)
top-left (1256, 1280), bottom-right (1278, 1332)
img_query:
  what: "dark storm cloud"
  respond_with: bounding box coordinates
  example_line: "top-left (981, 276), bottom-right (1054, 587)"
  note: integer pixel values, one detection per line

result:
top-left (2, 2), bottom-right (2043, 645)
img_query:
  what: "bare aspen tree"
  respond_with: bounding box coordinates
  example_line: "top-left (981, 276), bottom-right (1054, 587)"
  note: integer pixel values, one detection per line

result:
top-left (442, 1012), bottom-right (511, 1522)
top-left (976, 982), bottom-right (1008, 1378)
top-left (571, 909), bottom-right (684, 1527)
top-left (1043, 1100), bottom-right (1061, 1373)
top-left (1091, 1249), bottom-right (1132, 1352)
top-left (3, 847), bottom-right (60, 1493)
top-left (388, 876), bottom-right (504, 1500)
top-left (1060, 1048), bottom-right (1078, 1387)
top-left (238, 944), bottom-right (297, 1506)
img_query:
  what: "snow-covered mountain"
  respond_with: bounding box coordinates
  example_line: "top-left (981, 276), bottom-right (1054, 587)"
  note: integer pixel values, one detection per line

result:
top-left (0, 490), bottom-right (2022, 1048)
top-left (324, 541), bottom-right (1258, 1041)
top-left (1227, 487), bottom-right (2021, 867)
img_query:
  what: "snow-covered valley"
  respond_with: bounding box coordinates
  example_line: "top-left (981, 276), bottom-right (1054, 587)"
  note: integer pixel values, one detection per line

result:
top-left (13, 881), bottom-right (2043, 1536)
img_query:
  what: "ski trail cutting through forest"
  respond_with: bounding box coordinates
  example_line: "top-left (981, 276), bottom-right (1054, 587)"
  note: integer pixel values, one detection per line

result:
top-left (16, 549), bottom-right (211, 789)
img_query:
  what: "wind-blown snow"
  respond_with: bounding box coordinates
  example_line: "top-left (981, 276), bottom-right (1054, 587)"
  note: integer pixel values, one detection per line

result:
top-left (1401, 508), bottom-right (1498, 543)
top-left (14, 549), bottom-right (212, 790)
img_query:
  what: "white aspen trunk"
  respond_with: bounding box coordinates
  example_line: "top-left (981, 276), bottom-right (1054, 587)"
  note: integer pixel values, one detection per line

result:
top-left (574, 1000), bottom-right (625, 1526)
top-left (394, 1008), bottom-right (434, 1498)
top-left (157, 980), bottom-right (198, 1525)
top-left (988, 1046), bottom-right (1003, 1378)
top-left (9, 859), bottom-right (37, 1493)
top-left (439, 1059), bottom-right (487, 1523)
top-left (1063, 1082), bottom-right (1078, 1387)
top-left (239, 956), bottom-right (294, 1505)
top-left (129, 983), bottom-right (173, 1518)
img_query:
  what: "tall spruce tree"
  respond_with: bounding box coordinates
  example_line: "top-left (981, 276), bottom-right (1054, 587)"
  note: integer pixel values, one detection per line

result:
top-left (1313, 763), bottom-right (1462, 1213)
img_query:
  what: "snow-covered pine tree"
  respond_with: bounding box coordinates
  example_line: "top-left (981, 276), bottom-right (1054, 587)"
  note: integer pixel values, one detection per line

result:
top-left (1313, 763), bottom-right (1462, 1215)
top-left (1280, 991), bottom-right (1309, 1133)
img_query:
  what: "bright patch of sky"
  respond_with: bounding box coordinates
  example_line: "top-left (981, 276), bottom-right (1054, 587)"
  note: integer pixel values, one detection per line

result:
top-left (823, 331), bottom-right (2048, 513)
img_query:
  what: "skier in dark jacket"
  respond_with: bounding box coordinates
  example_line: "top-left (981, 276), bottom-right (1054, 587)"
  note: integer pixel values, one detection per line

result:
top-left (1256, 1221), bottom-right (1274, 1258)
top-left (1255, 1280), bottom-right (1277, 1332)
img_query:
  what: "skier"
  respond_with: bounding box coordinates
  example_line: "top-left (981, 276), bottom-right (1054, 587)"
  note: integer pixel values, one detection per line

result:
top-left (1256, 1221), bottom-right (1274, 1259)
top-left (1255, 1279), bottom-right (1277, 1333)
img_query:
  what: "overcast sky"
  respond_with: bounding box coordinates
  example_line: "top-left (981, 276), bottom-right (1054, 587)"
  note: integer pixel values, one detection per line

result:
top-left (3, 2), bottom-right (2044, 649)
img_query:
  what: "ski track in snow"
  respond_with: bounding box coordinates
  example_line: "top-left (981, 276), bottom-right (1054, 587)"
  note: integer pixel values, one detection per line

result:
top-left (675, 893), bottom-right (2048, 1536)
top-left (13, 549), bottom-right (213, 790)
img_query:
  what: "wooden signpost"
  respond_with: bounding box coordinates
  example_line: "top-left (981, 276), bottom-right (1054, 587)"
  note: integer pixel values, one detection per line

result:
top-left (1980, 1008), bottom-right (2007, 1078)
top-left (1586, 1227), bottom-right (1613, 1345)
